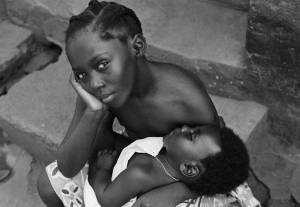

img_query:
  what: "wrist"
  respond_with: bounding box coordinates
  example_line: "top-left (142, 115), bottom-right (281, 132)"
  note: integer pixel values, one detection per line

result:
top-left (81, 109), bottom-right (106, 125)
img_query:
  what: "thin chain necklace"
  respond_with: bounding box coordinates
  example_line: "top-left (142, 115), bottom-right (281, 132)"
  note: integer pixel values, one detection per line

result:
top-left (155, 156), bottom-right (179, 182)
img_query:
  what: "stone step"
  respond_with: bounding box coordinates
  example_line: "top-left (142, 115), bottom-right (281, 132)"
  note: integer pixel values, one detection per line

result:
top-left (0, 52), bottom-right (267, 164)
top-left (0, 21), bottom-right (34, 91)
top-left (121, 0), bottom-right (248, 70)
top-left (6, 0), bottom-right (248, 72)
top-left (0, 144), bottom-right (44, 207)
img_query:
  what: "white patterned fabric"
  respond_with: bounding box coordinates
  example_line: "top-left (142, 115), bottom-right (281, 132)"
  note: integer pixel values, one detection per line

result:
top-left (46, 161), bottom-right (88, 207)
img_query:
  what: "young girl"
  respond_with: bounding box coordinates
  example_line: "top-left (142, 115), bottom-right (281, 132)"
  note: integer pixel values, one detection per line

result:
top-left (38, 1), bottom-right (262, 206)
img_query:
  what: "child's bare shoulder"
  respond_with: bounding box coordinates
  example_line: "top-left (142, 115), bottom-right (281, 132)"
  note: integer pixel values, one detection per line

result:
top-left (129, 153), bottom-right (156, 171)
top-left (126, 153), bottom-right (157, 184)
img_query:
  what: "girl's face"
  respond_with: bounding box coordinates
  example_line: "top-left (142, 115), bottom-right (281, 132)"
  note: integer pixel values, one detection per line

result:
top-left (163, 125), bottom-right (221, 164)
top-left (66, 30), bottom-right (136, 108)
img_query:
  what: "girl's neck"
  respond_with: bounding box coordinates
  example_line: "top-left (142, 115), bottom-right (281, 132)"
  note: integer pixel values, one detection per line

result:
top-left (131, 57), bottom-right (155, 99)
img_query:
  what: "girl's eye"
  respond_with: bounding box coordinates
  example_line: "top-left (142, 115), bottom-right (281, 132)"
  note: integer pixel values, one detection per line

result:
top-left (74, 72), bottom-right (87, 81)
top-left (183, 131), bottom-right (193, 140)
top-left (97, 61), bottom-right (109, 71)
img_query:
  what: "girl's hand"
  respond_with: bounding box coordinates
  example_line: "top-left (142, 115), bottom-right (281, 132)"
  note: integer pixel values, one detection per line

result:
top-left (69, 73), bottom-right (106, 112)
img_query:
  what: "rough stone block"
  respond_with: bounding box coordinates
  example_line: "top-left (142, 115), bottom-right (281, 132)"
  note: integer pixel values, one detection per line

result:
top-left (0, 21), bottom-right (33, 85)
top-left (247, 0), bottom-right (300, 67)
top-left (117, 0), bottom-right (248, 70)
top-left (0, 0), bottom-right (7, 20)
top-left (0, 144), bottom-right (44, 207)
top-left (6, 0), bottom-right (248, 71)
top-left (289, 165), bottom-right (300, 203)
top-left (0, 21), bottom-right (32, 69)
top-left (211, 0), bottom-right (249, 11)
top-left (211, 95), bottom-right (267, 143)
top-left (251, 152), bottom-right (297, 200)
top-left (0, 53), bottom-right (75, 148)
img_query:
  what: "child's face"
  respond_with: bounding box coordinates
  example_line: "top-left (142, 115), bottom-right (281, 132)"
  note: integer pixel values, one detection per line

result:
top-left (163, 125), bottom-right (221, 164)
top-left (66, 30), bottom-right (136, 108)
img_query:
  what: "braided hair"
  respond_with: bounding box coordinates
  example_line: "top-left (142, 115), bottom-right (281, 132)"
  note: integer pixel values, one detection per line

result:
top-left (66, 0), bottom-right (142, 43)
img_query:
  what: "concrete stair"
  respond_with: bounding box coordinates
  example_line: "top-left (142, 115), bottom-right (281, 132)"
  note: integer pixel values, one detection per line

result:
top-left (0, 20), bottom-right (46, 207)
top-left (0, 21), bottom-right (34, 93)
top-left (121, 0), bottom-right (248, 71)
top-left (6, 0), bottom-right (248, 73)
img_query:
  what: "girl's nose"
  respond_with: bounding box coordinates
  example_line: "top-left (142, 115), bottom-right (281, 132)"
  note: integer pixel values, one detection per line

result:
top-left (90, 71), bottom-right (105, 89)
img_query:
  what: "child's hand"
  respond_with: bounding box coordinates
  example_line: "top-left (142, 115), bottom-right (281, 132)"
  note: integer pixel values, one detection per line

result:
top-left (69, 73), bottom-right (106, 112)
top-left (95, 150), bottom-right (118, 171)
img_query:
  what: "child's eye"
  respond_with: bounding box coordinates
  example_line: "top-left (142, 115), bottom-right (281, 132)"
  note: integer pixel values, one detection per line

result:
top-left (189, 133), bottom-right (195, 141)
top-left (96, 61), bottom-right (109, 71)
top-left (187, 132), bottom-right (199, 141)
top-left (191, 134), bottom-right (197, 141)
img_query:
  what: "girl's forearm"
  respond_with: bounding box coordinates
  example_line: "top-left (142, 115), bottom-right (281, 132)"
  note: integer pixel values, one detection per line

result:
top-left (60, 96), bottom-right (86, 146)
top-left (56, 109), bottom-right (108, 177)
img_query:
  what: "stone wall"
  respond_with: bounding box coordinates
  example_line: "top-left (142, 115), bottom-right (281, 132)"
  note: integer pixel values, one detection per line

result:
top-left (211, 0), bottom-right (249, 11)
top-left (245, 0), bottom-right (300, 146)
top-left (4, 0), bottom-right (89, 44)
top-left (0, 0), bottom-right (7, 20)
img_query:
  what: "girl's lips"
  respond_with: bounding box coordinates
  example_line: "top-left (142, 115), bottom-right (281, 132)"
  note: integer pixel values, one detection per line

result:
top-left (101, 93), bottom-right (115, 103)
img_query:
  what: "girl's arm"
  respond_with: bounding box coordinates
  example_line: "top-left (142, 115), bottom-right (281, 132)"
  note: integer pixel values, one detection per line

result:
top-left (56, 73), bottom-right (111, 177)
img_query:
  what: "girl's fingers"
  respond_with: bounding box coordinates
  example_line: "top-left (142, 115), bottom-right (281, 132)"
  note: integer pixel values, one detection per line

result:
top-left (69, 73), bottom-right (79, 87)
top-left (69, 75), bottom-right (104, 111)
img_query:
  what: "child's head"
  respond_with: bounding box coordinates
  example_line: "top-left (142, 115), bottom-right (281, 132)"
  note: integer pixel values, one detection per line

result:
top-left (163, 125), bottom-right (249, 195)
top-left (65, 1), bottom-right (146, 108)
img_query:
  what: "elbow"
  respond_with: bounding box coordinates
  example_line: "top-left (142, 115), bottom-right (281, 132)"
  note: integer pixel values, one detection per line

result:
top-left (95, 193), bottom-right (110, 207)
top-left (94, 189), bottom-right (117, 207)
top-left (56, 159), bottom-right (77, 178)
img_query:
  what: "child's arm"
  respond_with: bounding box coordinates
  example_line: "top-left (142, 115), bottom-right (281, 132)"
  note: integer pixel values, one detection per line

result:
top-left (56, 73), bottom-right (112, 177)
top-left (133, 183), bottom-right (198, 207)
top-left (91, 151), bottom-right (152, 207)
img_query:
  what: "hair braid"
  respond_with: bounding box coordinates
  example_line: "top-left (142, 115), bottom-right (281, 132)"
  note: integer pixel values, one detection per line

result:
top-left (66, 0), bottom-right (142, 43)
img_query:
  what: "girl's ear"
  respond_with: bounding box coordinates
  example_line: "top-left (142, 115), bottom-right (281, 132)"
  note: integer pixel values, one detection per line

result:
top-left (131, 33), bottom-right (146, 57)
top-left (179, 161), bottom-right (206, 179)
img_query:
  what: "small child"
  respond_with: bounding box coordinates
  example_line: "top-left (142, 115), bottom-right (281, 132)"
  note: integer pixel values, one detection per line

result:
top-left (87, 125), bottom-right (249, 207)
